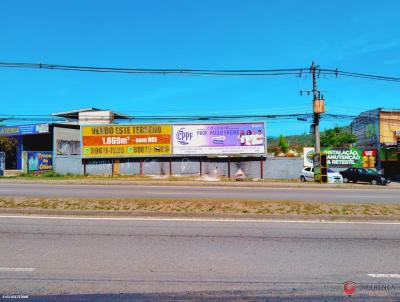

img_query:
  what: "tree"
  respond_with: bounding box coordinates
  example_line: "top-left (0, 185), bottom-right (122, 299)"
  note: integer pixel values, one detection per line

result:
top-left (320, 127), bottom-right (357, 147)
top-left (278, 134), bottom-right (289, 154)
top-left (0, 136), bottom-right (18, 169)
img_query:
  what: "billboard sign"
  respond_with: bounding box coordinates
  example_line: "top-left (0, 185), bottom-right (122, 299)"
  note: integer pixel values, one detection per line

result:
top-left (172, 123), bottom-right (265, 155)
top-left (81, 124), bottom-right (171, 158)
top-left (304, 147), bottom-right (377, 168)
top-left (351, 109), bottom-right (380, 146)
top-left (0, 152), bottom-right (5, 176)
top-left (27, 151), bottom-right (53, 172)
top-left (0, 124), bottom-right (49, 137)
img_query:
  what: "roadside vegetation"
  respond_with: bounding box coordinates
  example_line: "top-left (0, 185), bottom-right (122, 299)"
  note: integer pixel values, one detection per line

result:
top-left (1, 197), bottom-right (399, 219)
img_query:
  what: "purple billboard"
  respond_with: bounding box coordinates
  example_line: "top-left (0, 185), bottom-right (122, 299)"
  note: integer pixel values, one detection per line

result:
top-left (172, 123), bottom-right (266, 155)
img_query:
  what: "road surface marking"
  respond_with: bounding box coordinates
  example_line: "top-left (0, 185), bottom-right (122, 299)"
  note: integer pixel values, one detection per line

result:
top-left (0, 215), bottom-right (400, 225)
top-left (144, 191), bottom-right (186, 195)
top-left (368, 274), bottom-right (400, 278)
top-left (0, 267), bottom-right (36, 272)
top-left (355, 195), bottom-right (393, 199)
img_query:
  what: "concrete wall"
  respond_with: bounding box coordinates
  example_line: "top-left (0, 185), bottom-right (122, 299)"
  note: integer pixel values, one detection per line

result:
top-left (54, 157), bottom-right (84, 175)
top-left (263, 157), bottom-right (304, 179)
top-left (85, 159), bottom-right (113, 175)
top-left (53, 127), bottom-right (82, 175)
top-left (171, 158), bottom-right (201, 176)
top-left (78, 157), bottom-right (304, 179)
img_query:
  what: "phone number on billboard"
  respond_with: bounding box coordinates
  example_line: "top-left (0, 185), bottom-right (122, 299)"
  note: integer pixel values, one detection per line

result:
top-left (83, 145), bottom-right (170, 157)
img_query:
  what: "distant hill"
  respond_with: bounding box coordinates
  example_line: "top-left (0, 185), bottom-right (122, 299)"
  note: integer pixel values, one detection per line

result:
top-left (268, 133), bottom-right (313, 148)
top-left (268, 125), bottom-right (352, 149)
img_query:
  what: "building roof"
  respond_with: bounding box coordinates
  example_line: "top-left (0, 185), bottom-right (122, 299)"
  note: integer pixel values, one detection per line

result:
top-left (359, 108), bottom-right (400, 114)
top-left (379, 108), bottom-right (400, 113)
top-left (51, 108), bottom-right (132, 119)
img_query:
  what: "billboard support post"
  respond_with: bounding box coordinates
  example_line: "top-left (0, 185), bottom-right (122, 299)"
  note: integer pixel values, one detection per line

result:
top-left (199, 158), bottom-right (202, 176)
top-left (169, 158), bottom-right (172, 176)
top-left (227, 158), bottom-right (231, 179)
top-left (139, 160), bottom-right (143, 176)
top-left (260, 156), bottom-right (264, 179)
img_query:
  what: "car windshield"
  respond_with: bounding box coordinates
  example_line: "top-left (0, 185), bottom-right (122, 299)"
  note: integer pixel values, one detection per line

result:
top-left (366, 169), bottom-right (378, 174)
top-left (328, 169), bottom-right (335, 173)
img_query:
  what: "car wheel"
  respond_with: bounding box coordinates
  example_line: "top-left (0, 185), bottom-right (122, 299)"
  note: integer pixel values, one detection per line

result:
top-left (371, 179), bottom-right (377, 185)
top-left (300, 175), bottom-right (306, 182)
top-left (343, 177), bottom-right (348, 183)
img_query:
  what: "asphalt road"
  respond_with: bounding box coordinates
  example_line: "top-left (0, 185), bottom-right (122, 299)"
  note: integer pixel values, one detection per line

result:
top-left (0, 182), bottom-right (399, 204)
top-left (1, 216), bottom-right (400, 301)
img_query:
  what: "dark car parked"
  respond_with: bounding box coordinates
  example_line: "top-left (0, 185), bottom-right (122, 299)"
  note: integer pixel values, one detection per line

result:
top-left (340, 168), bottom-right (390, 185)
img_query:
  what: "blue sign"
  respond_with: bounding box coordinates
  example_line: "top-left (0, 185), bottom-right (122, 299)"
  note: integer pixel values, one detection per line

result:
top-left (0, 124), bottom-right (49, 137)
top-left (27, 151), bottom-right (53, 172)
top-left (0, 152), bottom-right (5, 176)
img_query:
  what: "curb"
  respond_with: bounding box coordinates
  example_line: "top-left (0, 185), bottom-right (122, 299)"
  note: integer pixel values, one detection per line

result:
top-left (0, 179), bottom-right (398, 190)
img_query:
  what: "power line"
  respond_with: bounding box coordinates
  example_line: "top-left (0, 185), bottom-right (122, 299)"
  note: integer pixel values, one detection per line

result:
top-left (1, 61), bottom-right (400, 83)
top-left (0, 61), bottom-right (304, 77)
top-left (0, 113), bottom-right (360, 123)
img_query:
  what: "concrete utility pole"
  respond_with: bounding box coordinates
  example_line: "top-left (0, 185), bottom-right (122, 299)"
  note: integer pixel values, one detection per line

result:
top-left (310, 62), bottom-right (324, 154)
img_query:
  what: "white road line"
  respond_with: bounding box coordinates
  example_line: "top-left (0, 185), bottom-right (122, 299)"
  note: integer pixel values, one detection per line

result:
top-left (0, 214), bottom-right (400, 225)
top-left (355, 195), bottom-right (394, 199)
top-left (368, 274), bottom-right (400, 278)
top-left (144, 191), bottom-right (186, 195)
top-left (0, 267), bottom-right (36, 272)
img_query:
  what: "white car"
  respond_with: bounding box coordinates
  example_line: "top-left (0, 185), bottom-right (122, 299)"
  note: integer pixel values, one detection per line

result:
top-left (300, 167), bottom-right (343, 183)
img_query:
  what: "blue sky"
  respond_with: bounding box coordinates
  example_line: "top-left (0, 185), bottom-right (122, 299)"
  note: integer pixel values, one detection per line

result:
top-left (1, 0), bottom-right (399, 136)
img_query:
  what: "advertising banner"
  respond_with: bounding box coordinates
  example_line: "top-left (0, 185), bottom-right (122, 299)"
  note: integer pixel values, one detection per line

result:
top-left (81, 124), bottom-right (171, 158)
top-left (0, 124), bottom-right (49, 137)
top-left (27, 151), bottom-right (53, 172)
top-left (304, 147), bottom-right (377, 168)
top-left (0, 152), bottom-right (5, 176)
top-left (172, 123), bottom-right (265, 155)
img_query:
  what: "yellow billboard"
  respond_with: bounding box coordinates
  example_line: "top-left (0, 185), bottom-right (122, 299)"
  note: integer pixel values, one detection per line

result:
top-left (81, 124), bottom-right (171, 158)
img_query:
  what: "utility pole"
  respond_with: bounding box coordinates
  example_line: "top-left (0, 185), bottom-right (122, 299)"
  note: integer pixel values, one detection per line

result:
top-left (310, 62), bottom-right (324, 154)
top-left (308, 62), bottom-right (326, 183)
